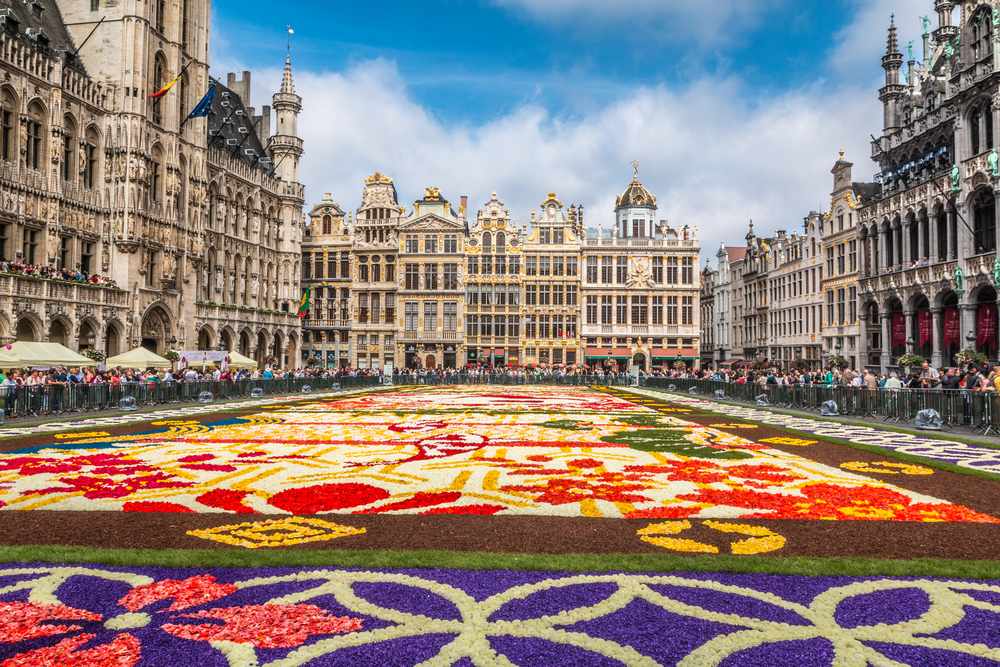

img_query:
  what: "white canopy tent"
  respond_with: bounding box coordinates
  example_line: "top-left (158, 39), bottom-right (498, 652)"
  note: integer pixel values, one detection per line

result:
top-left (106, 347), bottom-right (172, 370)
top-left (5, 342), bottom-right (96, 368)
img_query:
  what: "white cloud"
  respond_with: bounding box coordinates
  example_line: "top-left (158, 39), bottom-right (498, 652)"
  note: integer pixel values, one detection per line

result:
top-left (233, 58), bottom-right (882, 262)
top-left (494, 0), bottom-right (778, 44)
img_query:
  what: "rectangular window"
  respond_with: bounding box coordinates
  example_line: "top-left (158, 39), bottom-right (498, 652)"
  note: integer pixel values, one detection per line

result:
top-left (0, 109), bottom-right (13, 162)
top-left (403, 301), bottom-right (417, 334)
top-left (849, 240), bottom-right (857, 272)
top-left (682, 257), bottom-right (694, 284)
top-left (467, 257), bottom-right (478, 275)
top-left (682, 296), bottom-right (693, 325)
top-left (526, 256), bottom-right (537, 276)
top-left (586, 256), bottom-right (597, 282)
top-left (552, 284), bottom-right (563, 306)
top-left (327, 254), bottom-right (336, 279)
top-left (539, 285), bottom-right (550, 306)
top-left (58, 236), bottom-right (71, 269)
top-left (837, 288), bottom-right (846, 325)
top-left (341, 252), bottom-right (350, 277)
top-left (667, 257), bottom-right (678, 284)
top-left (444, 235), bottom-right (457, 253)
top-left (616, 295), bottom-right (627, 324)
top-left (81, 240), bottom-right (95, 274)
top-left (652, 296), bottom-right (663, 325)
top-left (566, 284), bottom-right (577, 306)
top-left (385, 293), bottom-right (396, 323)
top-left (424, 235), bottom-right (437, 253)
top-left (540, 257), bottom-right (551, 276)
top-left (553, 228), bottom-right (564, 244)
top-left (358, 294), bottom-right (369, 324)
top-left (566, 257), bottom-right (577, 276)
top-left (826, 291), bottom-right (834, 327)
top-left (423, 302), bottom-right (437, 332)
top-left (443, 302), bottom-right (457, 332)
top-left (525, 284), bottom-right (537, 306)
top-left (631, 295), bottom-right (649, 325)
top-left (405, 264), bottom-right (419, 290)
top-left (826, 248), bottom-right (834, 276)
top-left (653, 256), bottom-right (664, 283)
top-left (26, 119), bottom-right (42, 170)
top-left (849, 287), bottom-right (857, 323)
top-left (443, 263), bottom-right (458, 290)
top-left (667, 296), bottom-right (678, 326)
top-left (424, 264), bottom-right (438, 290)
top-left (616, 257), bottom-right (628, 284)
top-left (405, 236), bottom-right (419, 253)
top-left (837, 244), bottom-right (846, 274)
top-left (586, 296), bottom-right (598, 324)
top-left (601, 295), bottom-right (612, 324)
top-left (553, 256), bottom-right (564, 276)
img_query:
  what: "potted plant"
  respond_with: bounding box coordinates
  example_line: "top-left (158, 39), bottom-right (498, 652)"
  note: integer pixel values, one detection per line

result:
top-left (954, 349), bottom-right (988, 368)
top-left (82, 349), bottom-right (106, 363)
top-left (897, 353), bottom-right (925, 374)
top-left (163, 350), bottom-right (180, 363)
top-left (827, 355), bottom-right (849, 370)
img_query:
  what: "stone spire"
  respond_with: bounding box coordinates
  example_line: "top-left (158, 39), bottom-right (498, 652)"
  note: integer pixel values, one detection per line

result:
top-left (879, 15), bottom-right (905, 132)
top-left (280, 53), bottom-right (295, 95)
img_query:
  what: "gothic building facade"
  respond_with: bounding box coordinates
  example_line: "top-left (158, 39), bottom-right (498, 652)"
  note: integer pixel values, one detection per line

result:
top-left (0, 0), bottom-right (304, 364)
top-left (859, 4), bottom-right (1000, 371)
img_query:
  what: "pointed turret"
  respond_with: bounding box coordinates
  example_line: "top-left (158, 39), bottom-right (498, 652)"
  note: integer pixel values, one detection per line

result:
top-left (280, 54), bottom-right (295, 95)
top-left (933, 0), bottom-right (957, 44)
top-left (270, 50), bottom-right (303, 187)
top-left (879, 15), bottom-right (905, 132)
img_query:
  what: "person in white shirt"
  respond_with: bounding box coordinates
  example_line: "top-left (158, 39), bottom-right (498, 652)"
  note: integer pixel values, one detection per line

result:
top-left (884, 374), bottom-right (903, 390)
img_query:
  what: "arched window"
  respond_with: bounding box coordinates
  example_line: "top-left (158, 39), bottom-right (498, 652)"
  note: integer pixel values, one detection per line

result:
top-left (0, 87), bottom-right (16, 163)
top-left (154, 0), bottom-right (165, 34)
top-left (150, 144), bottom-right (163, 204)
top-left (322, 215), bottom-right (331, 235)
top-left (482, 232), bottom-right (492, 253)
top-left (970, 8), bottom-right (994, 61)
top-left (971, 107), bottom-right (982, 155)
top-left (25, 100), bottom-right (46, 171)
top-left (151, 54), bottom-right (166, 125)
top-left (972, 188), bottom-right (997, 254)
top-left (82, 125), bottom-right (99, 190)
top-left (495, 232), bottom-right (506, 254)
top-left (62, 115), bottom-right (77, 183)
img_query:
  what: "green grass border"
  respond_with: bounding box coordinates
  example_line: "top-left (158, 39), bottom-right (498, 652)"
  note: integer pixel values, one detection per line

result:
top-left (626, 388), bottom-right (1000, 482)
top-left (0, 545), bottom-right (997, 579)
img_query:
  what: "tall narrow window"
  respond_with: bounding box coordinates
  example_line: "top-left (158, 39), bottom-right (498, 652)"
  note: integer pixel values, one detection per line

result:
top-left (0, 90), bottom-right (15, 162)
top-left (25, 102), bottom-right (44, 171)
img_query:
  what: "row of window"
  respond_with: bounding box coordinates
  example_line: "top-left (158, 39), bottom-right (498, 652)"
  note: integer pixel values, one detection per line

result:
top-left (585, 295), bottom-right (694, 326)
top-left (467, 255), bottom-right (521, 276)
top-left (403, 302), bottom-right (459, 333)
top-left (467, 284), bottom-right (521, 307)
top-left (404, 234), bottom-right (460, 254)
top-left (823, 241), bottom-right (858, 278)
top-left (524, 315), bottom-right (579, 339)
top-left (525, 255), bottom-right (579, 277)
top-left (0, 225), bottom-right (95, 273)
top-left (770, 305), bottom-right (821, 338)
top-left (524, 284), bottom-right (578, 307)
top-left (465, 315), bottom-right (522, 339)
top-left (584, 255), bottom-right (695, 285)
top-left (825, 287), bottom-right (860, 328)
top-left (403, 263), bottom-right (460, 290)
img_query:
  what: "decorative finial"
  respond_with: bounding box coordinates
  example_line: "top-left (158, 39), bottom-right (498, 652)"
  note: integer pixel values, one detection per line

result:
top-left (631, 160), bottom-right (639, 180)
top-left (286, 25), bottom-right (294, 55)
top-left (838, 149), bottom-right (845, 160)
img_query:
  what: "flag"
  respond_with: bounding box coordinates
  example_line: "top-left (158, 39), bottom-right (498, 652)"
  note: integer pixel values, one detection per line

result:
top-left (297, 287), bottom-right (311, 319)
top-left (149, 61), bottom-right (191, 99)
top-left (184, 83), bottom-right (216, 121)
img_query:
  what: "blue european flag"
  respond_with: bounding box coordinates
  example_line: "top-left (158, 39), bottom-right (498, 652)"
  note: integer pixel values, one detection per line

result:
top-left (183, 84), bottom-right (217, 124)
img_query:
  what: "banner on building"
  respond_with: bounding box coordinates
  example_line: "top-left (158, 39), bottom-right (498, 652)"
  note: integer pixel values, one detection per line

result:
top-left (976, 303), bottom-right (998, 352)
top-left (943, 308), bottom-right (960, 348)
top-left (891, 312), bottom-right (906, 349)
top-left (917, 309), bottom-right (932, 348)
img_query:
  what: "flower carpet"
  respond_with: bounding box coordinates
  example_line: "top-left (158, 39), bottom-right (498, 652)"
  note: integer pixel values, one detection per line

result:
top-left (0, 385), bottom-right (997, 665)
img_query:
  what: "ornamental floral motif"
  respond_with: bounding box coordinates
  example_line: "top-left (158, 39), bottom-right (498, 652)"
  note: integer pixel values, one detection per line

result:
top-left (0, 387), bottom-right (993, 523)
top-left (1, 565), bottom-right (997, 666)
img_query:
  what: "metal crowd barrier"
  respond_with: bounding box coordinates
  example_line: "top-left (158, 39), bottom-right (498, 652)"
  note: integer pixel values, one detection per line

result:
top-left (640, 378), bottom-right (1000, 434)
top-left (391, 373), bottom-right (634, 387)
top-left (0, 376), bottom-right (382, 420)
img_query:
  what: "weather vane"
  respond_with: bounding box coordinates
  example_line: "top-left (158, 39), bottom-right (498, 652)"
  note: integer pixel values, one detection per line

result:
top-left (286, 25), bottom-right (294, 54)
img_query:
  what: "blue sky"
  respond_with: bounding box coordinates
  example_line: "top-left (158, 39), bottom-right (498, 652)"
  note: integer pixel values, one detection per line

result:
top-left (210, 0), bottom-right (928, 260)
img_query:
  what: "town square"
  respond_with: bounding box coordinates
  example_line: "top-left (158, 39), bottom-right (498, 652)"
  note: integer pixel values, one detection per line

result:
top-left (0, 1), bottom-right (997, 665)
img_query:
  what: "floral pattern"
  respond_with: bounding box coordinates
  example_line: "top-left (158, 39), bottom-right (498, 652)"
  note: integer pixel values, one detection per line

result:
top-left (0, 386), bottom-right (994, 523)
top-left (0, 564), bottom-right (997, 666)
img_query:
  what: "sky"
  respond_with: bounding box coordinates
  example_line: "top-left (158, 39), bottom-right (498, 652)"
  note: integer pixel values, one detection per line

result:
top-left (209, 0), bottom-right (933, 263)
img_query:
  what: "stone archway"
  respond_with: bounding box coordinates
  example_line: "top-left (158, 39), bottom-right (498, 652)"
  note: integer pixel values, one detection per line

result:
top-left (105, 322), bottom-right (123, 357)
top-left (78, 320), bottom-right (98, 352)
top-left (140, 305), bottom-right (172, 354)
top-left (48, 319), bottom-right (69, 347)
top-left (197, 327), bottom-right (214, 351)
top-left (15, 317), bottom-right (39, 342)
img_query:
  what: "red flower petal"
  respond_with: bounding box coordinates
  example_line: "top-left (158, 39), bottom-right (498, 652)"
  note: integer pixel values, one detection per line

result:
top-left (196, 489), bottom-right (255, 513)
top-left (268, 483), bottom-right (389, 514)
top-left (119, 575), bottom-right (237, 613)
top-left (0, 601), bottom-right (100, 643)
top-left (0, 633), bottom-right (139, 667)
top-left (422, 503), bottom-right (506, 515)
top-left (162, 604), bottom-right (361, 648)
top-left (357, 491), bottom-right (462, 514)
top-left (122, 501), bottom-right (194, 513)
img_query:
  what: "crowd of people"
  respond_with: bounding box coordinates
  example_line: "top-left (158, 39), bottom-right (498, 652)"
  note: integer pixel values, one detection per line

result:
top-left (0, 259), bottom-right (118, 288)
top-left (648, 362), bottom-right (1000, 393)
top-left (0, 365), bottom-right (383, 388)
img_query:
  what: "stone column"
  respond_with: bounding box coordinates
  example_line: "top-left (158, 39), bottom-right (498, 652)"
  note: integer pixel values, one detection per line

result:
top-left (918, 214), bottom-right (927, 261)
top-left (902, 222), bottom-right (911, 267)
top-left (904, 310), bottom-right (915, 353)
top-left (947, 208), bottom-right (957, 260)
top-left (896, 224), bottom-right (904, 266)
top-left (930, 307), bottom-right (943, 368)
top-left (858, 313), bottom-right (868, 369)
top-left (960, 303), bottom-right (977, 351)
top-left (880, 312), bottom-right (891, 371)
top-left (930, 209), bottom-right (940, 262)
